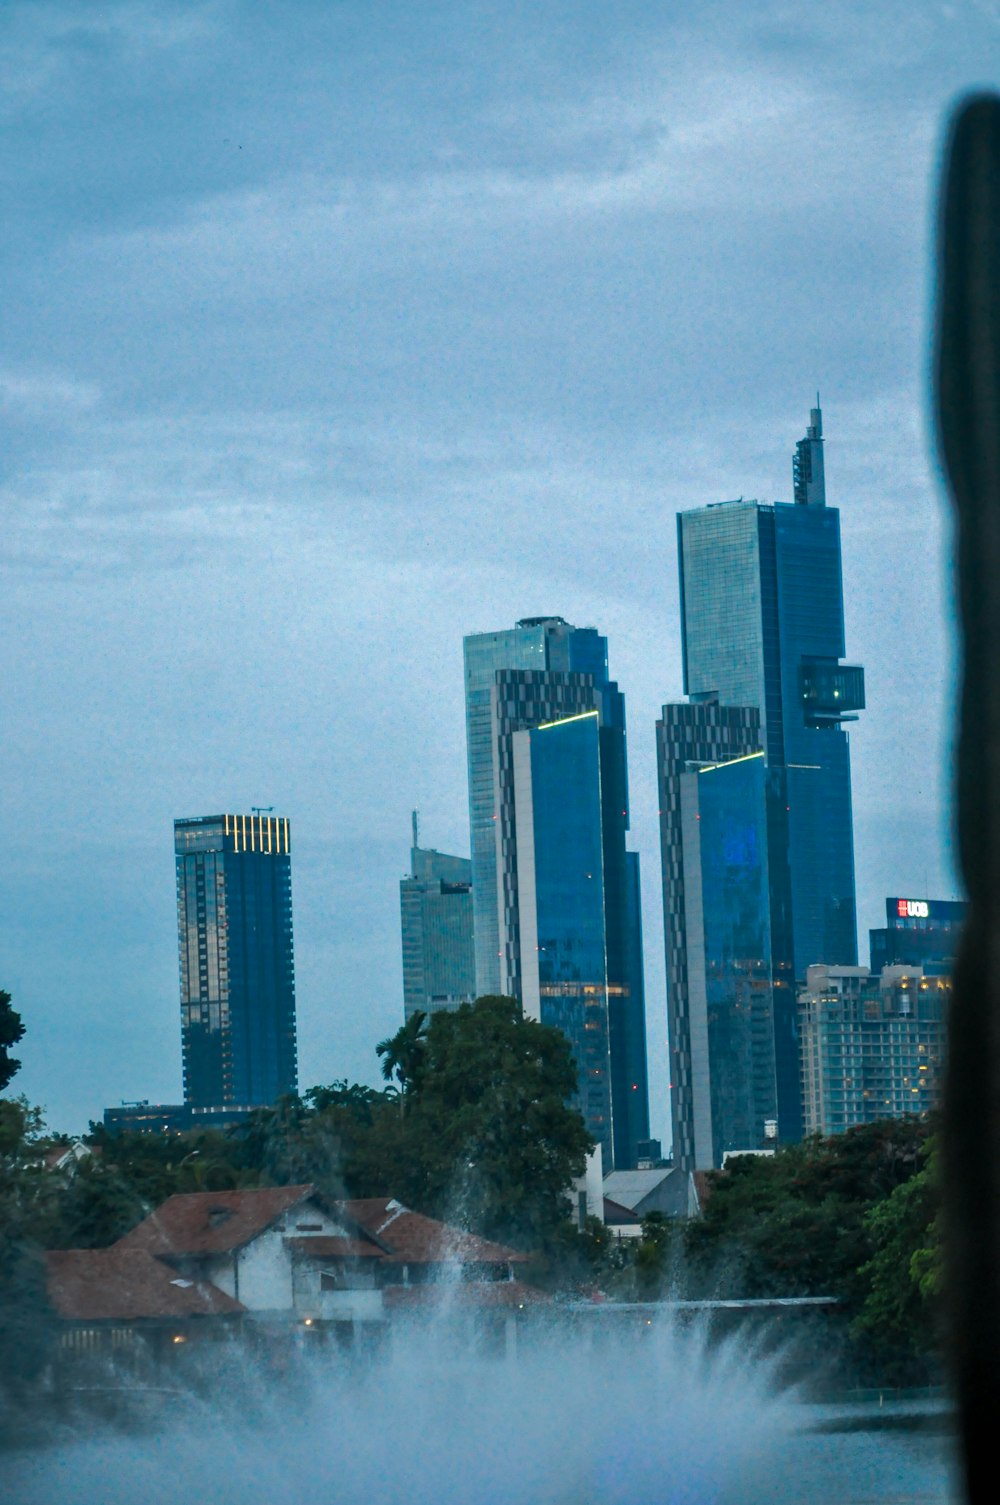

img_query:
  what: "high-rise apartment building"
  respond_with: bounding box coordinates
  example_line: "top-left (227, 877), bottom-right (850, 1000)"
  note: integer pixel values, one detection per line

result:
top-left (400, 815), bottom-right (475, 1020)
top-left (658, 403), bottom-right (865, 1169)
top-left (175, 813), bottom-right (297, 1110)
top-left (799, 963), bottom-right (948, 1135)
top-left (463, 618), bottom-right (650, 1168)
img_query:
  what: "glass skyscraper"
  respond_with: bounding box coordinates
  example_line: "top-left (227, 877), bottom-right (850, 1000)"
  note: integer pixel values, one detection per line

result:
top-left (464, 618), bottom-right (650, 1168)
top-left (175, 813), bottom-right (297, 1109)
top-left (400, 815), bottom-right (476, 1020)
top-left (463, 617), bottom-right (608, 998)
top-left (658, 403), bottom-right (865, 1168)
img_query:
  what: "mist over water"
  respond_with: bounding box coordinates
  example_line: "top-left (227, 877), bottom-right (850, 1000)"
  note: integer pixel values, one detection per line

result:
top-left (7, 1319), bottom-right (955, 1505)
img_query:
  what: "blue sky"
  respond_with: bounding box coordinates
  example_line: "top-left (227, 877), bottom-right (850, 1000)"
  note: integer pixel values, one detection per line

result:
top-left (2, 0), bottom-right (991, 1138)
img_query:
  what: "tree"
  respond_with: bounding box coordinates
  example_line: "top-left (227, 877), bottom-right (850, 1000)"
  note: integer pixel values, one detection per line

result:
top-left (684, 1117), bottom-right (934, 1304)
top-left (376, 1010), bottom-right (428, 1095)
top-left (0, 1099), bottom-right (54, 1409)
top-left (366, 996), bottom-right (592, 1249)
top-left (852, 1137), bottom-right (943, 1371)
top-left (632, 1211), bottom-right (678, 1298)
top-left (0, 990), bottom-right (25, 1092)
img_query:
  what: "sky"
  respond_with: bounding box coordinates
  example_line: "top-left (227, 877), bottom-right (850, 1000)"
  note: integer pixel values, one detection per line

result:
top-left (2, 0), bottom-right (992, 1139)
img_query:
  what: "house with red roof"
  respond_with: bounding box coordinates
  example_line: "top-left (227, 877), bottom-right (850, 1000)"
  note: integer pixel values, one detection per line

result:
top-left (110, 1185), bottom-right (534, 1328)
top-left (43, 1245), bottom-right (243, 1376)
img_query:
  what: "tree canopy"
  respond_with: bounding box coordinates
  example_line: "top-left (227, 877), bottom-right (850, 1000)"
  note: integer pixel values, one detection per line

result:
top-left (0, 989), bottom-right (25, 1093)
top-left (366, 995), bottom-right (592, 1247)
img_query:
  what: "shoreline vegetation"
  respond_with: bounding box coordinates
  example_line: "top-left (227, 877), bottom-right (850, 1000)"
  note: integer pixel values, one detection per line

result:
top-left (1, 993), bottom-right (943, 1425)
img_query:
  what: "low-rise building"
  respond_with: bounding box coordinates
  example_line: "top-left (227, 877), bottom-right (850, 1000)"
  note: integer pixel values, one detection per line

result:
top-left (114, 1185), bottom-right (531, 1327)
top-left (44, 1245), bottom-right (243, 1377)
top-left (799, 964), bottom-right (948, 1136)
top-left (601, 1167), bottom-right (699, 1235)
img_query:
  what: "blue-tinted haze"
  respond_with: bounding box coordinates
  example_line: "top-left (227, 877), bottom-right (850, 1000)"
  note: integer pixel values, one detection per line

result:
top-left (1, 1), bottom-right (982, 1136)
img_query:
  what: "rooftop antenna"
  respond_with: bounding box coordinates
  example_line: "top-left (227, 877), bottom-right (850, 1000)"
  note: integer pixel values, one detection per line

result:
top-left (251, 805), bottom-right (274, 816)
top-left (412, 809), bottom-right (420, 850)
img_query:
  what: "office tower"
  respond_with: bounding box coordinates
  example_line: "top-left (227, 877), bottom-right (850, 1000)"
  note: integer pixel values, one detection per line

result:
top-left (464, 617), bottom-right (609, 999)
top-left (658, 402), bottom-right (865, 1168)
top-left (800, 963), bottom-right (949, 1136)
top-left (657, 702), bottom-right (780, 1170)
top-left (175, 813), bottom-right (297, 1110)
top-left (400, 813), bottom-right (475, 1020)
top-left (464, 618), bottom-right (650, 1168)
top-left (869, 896), bottom-right (967, 976)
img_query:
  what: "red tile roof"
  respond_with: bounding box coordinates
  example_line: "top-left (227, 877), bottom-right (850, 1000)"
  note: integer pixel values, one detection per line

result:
top-left (339, 1198), bottom-right (527, 1264)
top-left (45, 1249), bottom-right (243, 1321)
top-left (117, 1185), bottom-right (316, 1256)
top-left (285, 1236), bottom-right (382, 1259)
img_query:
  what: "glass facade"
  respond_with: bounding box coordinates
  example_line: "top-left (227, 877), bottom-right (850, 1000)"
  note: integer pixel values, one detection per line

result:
top-left (660, 404), bottom-right (865, 1167)
top-left (175, 814), bottom-right (297, 1110)
top-left (514, 713), bottom-right (613, 1162)
top-left (400, 836), bottom-right (475, 1020)
top-left (465, 617), bottom-right (650, 1168)
top-left (678, 493), bottom-right (863, 978)
top-left (682, 752), bottom-right (777, 1168)
top-left (656, 701), bottom-right (764, 1170)
top-left (463, 618), bottom-right (609, 997)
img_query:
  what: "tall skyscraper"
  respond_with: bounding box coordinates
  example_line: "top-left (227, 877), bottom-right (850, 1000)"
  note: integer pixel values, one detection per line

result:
top-left (464, 617), bottom-right (608, 998)
top-left (175, 813), bottom-right (297, 1110)
top-left (400, 814), bottom-right (475, 1020)
top-left (658, 402), bottom-right (865, 1169)
top-left (464, 618), bottom-right (650, 1168)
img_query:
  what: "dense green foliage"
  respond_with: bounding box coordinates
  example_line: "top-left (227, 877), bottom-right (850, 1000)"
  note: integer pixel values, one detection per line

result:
top-left (0, 985), bottom-right (943, 1386)
top-left (0, 990), bottom-right (25, 1093)
top-left (0, 1099), bottom-right (56, 1406)
top-left (669, 1119), bottom-right (939, 1377)
top-left (852, 1137), bottom-right (942, 1362)
top-left (4, 996), bottom-right (591, 1256)
top-left (685, 1118), bottom-right (932, 1304)
top-left (367, 996), bottom-right (592, 1245)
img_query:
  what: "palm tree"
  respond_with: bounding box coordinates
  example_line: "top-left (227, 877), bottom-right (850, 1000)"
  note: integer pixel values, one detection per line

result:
top-left (376, 1010), bottom-right (428, 1096)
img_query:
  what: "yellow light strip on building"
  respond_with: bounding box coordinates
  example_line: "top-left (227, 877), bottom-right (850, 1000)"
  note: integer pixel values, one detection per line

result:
top-left (698, 750), bottom-right (766, 774)
top-left (537, 709), bottom-right (600, 731)
top-left (284, 818), bottom-right (290, 854)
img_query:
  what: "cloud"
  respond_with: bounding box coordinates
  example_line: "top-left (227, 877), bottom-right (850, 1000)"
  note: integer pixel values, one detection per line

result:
top-left (0, 368), bottom-right (101, 414)
top-left (0, 0), bottom-right (226, 118)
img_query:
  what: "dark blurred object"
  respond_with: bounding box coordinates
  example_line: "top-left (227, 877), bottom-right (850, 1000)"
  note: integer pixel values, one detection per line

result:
top-left (936, 90), bottom-right (1000, 1504)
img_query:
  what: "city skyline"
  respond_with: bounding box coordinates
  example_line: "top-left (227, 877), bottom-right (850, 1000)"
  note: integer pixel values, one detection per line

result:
top-left (2, 1), bottom-right (974, 1136)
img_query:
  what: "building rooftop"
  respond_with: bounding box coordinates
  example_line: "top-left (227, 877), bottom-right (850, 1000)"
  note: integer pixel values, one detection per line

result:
top-left (45, 1248), bottom-right (242, 1321)
top-left (117, 1185), bottom-right (316, 1257)
top-left (341, 1198), bottom-right (527, 1265)
top-left (602, 1168), bottom-right (675, 1212)
top-left (115, 1187), bottom-right (526, 1268)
